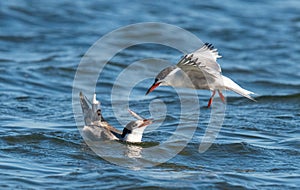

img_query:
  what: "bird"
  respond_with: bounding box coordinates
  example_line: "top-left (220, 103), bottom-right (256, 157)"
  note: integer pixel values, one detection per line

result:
top-left (79, 92), bottom-right (152, 143)
top-left (145, 43), bottom-right (255, 108)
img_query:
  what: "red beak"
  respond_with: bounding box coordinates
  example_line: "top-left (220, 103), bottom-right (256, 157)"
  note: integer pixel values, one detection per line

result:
top-left (138, 119), bottom-right (153, 128)
top-left (145, 82), bottom-right (160, 95)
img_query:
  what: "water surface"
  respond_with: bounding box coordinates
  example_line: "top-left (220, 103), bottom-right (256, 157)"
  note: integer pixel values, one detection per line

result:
top-left (0, 0), bottom-right (299, 189)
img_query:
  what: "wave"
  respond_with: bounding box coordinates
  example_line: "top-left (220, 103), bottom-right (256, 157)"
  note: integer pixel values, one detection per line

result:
top-left (253, 80), bottom-right (300, 88)
top-left (255, 93), bottom-right (300, 101)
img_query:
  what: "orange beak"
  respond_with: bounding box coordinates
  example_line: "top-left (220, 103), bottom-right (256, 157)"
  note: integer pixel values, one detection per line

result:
top-left (145, 82), bottom-right (160, 95)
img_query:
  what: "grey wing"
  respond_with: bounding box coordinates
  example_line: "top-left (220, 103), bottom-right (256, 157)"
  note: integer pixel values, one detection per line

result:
top-left (80, 92), bottom-right (122, 139)
top-left (177, 43), bottom-right (222, 78)
top-left (79, 92), bottom-right (94, 126)
top-left (79, 92), bottom-right (105, 125)
top-left (82, 125), bottom-right (120, 141)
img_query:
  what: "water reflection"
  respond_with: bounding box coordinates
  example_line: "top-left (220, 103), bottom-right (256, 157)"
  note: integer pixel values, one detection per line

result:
top-left (125, 144), bottom-right (143, 158)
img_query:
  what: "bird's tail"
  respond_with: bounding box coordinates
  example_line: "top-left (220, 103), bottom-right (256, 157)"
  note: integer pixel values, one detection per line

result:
top-left (222, 76), bottom-right (256, 101)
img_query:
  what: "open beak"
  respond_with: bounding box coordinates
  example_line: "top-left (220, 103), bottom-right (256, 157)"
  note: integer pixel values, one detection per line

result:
top-left (138, 119), bottom-right (153, 128)
top-left (145, 82), bottom-right (160, 95)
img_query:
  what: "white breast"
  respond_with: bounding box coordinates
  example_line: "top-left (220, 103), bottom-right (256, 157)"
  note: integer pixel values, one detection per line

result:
top-left (164, 67), bottom-right (197, 88)
top-left (123, 127), bottom-right (145, 143)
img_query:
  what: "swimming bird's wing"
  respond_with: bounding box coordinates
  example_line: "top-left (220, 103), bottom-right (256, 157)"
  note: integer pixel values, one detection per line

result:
top-left (128, 109), bottom-right (144, 120)
top-left (79, 92), bottom-right (122, 136)
top-left (79, 92), bottom-right (94, 126)
top-left (177, 43), bottom-right (222, 80)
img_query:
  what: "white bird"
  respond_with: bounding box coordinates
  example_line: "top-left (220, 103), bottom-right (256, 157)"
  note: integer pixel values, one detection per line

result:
top-left (146, 43), bottom-right (255, 108)
top-left (79, 92), bottom-right (152, 143)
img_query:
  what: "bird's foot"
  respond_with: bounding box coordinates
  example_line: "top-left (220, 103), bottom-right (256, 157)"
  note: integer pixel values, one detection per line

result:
top-left (207, 90), bottom-right (216, 108)
top-left (207, 98), bottom-right (213, 108)
top-left (218, 90), bottom-right (226, 103)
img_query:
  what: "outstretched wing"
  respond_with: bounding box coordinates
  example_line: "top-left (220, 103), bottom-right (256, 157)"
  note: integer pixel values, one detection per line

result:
top-left (128, 109), bottom-right (144, 120)
top-left (177, 43), bottom-right (222, 78)
top-left (79, 92), bottom-right (105, 125)
top-left (79, 92), bottom-right (121, 135)
top-left (79, 92), bottom-right (94, 126)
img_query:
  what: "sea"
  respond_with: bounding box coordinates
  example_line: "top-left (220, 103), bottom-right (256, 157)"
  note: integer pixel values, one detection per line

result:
top-left (0, 0), bottom-right (299, 189)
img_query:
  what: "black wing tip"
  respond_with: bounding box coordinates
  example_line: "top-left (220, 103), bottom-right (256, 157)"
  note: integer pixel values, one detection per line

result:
top-left (204, 42), bottom-right (214, 50)
top-left (203, 42), bottom-right (222, 58)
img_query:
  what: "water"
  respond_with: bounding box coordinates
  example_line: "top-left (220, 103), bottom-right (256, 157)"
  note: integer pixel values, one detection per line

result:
top-left (0, 0), bottom-right (299, 189)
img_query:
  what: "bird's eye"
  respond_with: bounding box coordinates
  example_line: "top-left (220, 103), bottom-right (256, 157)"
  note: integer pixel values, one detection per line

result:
top-left (154, 78), bottom-right (158, 82)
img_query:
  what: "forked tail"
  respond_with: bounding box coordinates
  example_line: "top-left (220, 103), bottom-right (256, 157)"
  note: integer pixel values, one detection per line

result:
top-left (222, 76), bottom-right (256, 101)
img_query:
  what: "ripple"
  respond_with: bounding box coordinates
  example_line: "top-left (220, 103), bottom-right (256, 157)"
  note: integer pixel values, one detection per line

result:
top-left (0, 35), bottom-right (35, 43)
top-left (0, 0), bottom-right (300, 189)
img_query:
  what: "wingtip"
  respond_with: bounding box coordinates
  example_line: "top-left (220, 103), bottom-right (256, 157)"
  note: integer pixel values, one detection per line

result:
top-left (203, 42), bottom-right (214, 50)
top-left (79, 91), bottom-right (84, 100)
top-left (128, 109), bottom-right (144, 120)
top-left (92, 93), bottom-right (99, 104)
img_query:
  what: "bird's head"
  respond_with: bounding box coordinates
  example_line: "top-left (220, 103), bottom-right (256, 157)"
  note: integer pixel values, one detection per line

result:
top-left (145, 66), bottom-right (178, 95)
top-left (145, 78), bottom-right (162, 95)
top-left (120, 110), bottom-right (153, 142)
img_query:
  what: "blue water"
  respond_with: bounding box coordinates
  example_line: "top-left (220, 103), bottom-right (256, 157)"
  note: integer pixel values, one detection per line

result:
top-left (1, 0), bottom-right (300, 189)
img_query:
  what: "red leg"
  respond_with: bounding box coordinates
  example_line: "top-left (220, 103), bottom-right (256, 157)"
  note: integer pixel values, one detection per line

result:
top-left (207, 90), bottom-right (216, 108)
top-left (218, 90), bottom-right (226, 103)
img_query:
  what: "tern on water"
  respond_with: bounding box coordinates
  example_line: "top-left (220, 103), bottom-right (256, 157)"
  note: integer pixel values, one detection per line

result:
top-left (146, 43), bottom-right (255, 107)
top-left (79, 92), bottom-right (152, 143)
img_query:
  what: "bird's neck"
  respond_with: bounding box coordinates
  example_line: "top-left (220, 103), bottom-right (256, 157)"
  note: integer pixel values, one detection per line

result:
top-left (124, 128), bottom-right (145, 143)
top-left (164, 67), bottom-right (194, 88)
